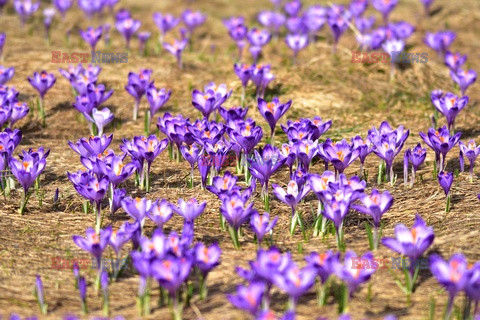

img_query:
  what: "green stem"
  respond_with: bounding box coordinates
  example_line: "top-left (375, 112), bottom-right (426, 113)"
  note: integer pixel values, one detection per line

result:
top-left (228, 226), bottom-right (240, 249)
top-left (445, 194), bottom-right (451, 213)
top-left (199, 273), bottom-right (208, 300)
top-left (144, 110), bottom-right (150, 136)
top-left (95, 202), bottom-right (102, 233)
top-left (18, 189), bottom-right (30, 214)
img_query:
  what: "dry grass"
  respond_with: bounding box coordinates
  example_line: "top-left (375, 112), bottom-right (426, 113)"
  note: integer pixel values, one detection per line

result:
top-left (0, 0), bottom-right (480, 318)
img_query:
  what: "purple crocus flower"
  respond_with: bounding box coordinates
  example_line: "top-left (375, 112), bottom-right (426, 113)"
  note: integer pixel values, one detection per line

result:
top-left (285, 33), bottom-right (309, 60)
top-left (192, 83), bottom-right (232, 120)
top-left (431, 90), bottom-right (469, 131)
top-left (273, 262), bottom-right (317, 311)
top-left (257, 97), bottom-right (292, 140)
top-left (285, 0), bottom-right (302, 16)
top-left (87, 83), bottom-right (113, 109)
top-left (424, 31), bottom-right (456, 56)
top-left (68, 171), bottom-right (108, 231)
top-left (102, 153), bottom-right (135, 188)
top-left (115, 17), bottom-right (141, 48)
top-left (43, 9), bottom-right (55, 38)
top-left (444, 51), bottom-right (467, 72)
top-left (27, 71), bottom-right (56, 100)
top-left (133, 135), bottom-right (168, 174)
top-left (382, 214), bottom-right (434, 263)
top-left (0, 66), bottom-right (15, 85)
top-left (181, 9), bottom-right (206, 34)
top-left (465, 262), bottom-right (480, 311)
top-left (234, 63), bottom-right (251, 93)
top-left (332, 251), bottom-right (376, 297)
top-left (68, 134), bottom-right (113, 158)
top-left (459, 140), bottom-right (480, 181)
top-left (125, 69), bottom-right (153, 121)
top-left (351, 135), bottom-right (373, 174)
top-left (272, 179), bottom-right (311, 217)
top-left (77, 0), bottom-right (104, 19)
top-left (250, 212), bottom-right (277, 247)
top-left (304, 5), bottom-right (327, 37)
top-left (273, 180), bottom-right (310, 234)
top-left (14, 0), bottom-right (39, 26)
top-left (327, 6), bottom-right (351, 53)
top-left (353, 189), bottom-right (393, 228)
top-left (321, 199), bottom-right (350, 237)
top-left (305, 250), bottom-right (334, 284)
top-left (320, 139), bottom-right (359, 175)
top-left (137, 31), bottom-right (151, 53)
top-left (100, 269), bottom-right (108, 304)
top-left (110, 188), bottom-right (126, 215)
top-left (420, 125), bottom-right (461, 171)
top-left (204, 140), bottom-right (231, 172)
top-left (295, 139), bottom-right (318, 171)
top-left (250, 64), bottom-right (275, 98)
top-left (194, 242), bottom-right (221, 298)
top-left (72, 227), bottom-right (111, 269)
top-left (371, 0), bottom-right (397, 23)
top-left (420, 0), bottom-right (434, 15)
top-left (430, 254), bottom-right (468, 319)
top-left (349, 0), bottom-right (368, 17)
top-left (404, 144), bottom-right (427, 186)
top-left (383, 38), bottom-right (405, 66)
top-left (228, 282), bottom-right (265, 316)
top-left (121, 197), bottom-right (152, 228)
top-left (353, 189), bottom-right (392, 249)
top-left (197, 151), bottom-right (211, 189)
top-left (248, 144), bottom-right (286, 201)
top-left (223, 16), bottom-right (245, 29)
top-left (173, 197), bottom-right (207, 224)
top-left (206, 171), bottom-right (240, 198)
top-left (108, 226), bottom-right (131, 256)
top-left (180, 143), bottom-right (202, 184)
top-left (450, 68), bottom-right (477, 96)
top-left (355, 16), bottom-right (376, 35)
top-left (163, 38), bottom-right (188, 69)
top-left (80, 26), bottom-right (103, 52)
top-left (53, 0), bottom-right (72, 19)
top-left (84, 108), bottom-right (114, 136)
top-left (145, 84), bottom-right (171, 119)
top-left (258, 11), bottom-right (285, 35)
top-left (146, 199), bottom-right (173, 230)
top-left (438, 170), bottom-right (453, 197)
top-left (195, 242), bottom-right (221, 275)
top-left (218, 106), bottom-right (248, 122)
top-left (151, 255), bottom-right (192, 300)
top-left (247, 28), bottom-right (272, 62)
top-left (371, 130), bottom-right (409, 184)
top-left (78, 276), bottom-right (87, 312)
top-left (0, 103), bottom-right (12, 128)
top-left (220, 191), bottom-right (255, 231)
top-left (9, 150), bottom-right (47, 213)
top-left (0, 33), bottom-right (5, 58)
top-left (153, 13), bottom-right (180, 36)
top-left (9, 101), bottom-right (30, 127)
top-left (34, 275), bottom-right (47, 314)
top-left (228, 24), bottom-right (248, 59)
top-left (228, 119), bottom-right (263, 155)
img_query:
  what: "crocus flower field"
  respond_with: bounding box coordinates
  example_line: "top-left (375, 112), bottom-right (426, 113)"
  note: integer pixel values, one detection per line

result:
top-left (0, 0), bottom-right (479, 319)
